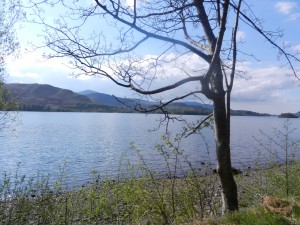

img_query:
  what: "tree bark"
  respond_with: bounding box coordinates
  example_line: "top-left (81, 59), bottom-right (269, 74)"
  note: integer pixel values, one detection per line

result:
top-left (213, 94), bottom-right (238, 212)
top-left (201, 60), bottom-right (239, 213)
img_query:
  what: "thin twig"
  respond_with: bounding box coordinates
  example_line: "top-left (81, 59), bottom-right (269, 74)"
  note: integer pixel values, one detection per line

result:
top-left (185, 113), bottom-right (213, 138)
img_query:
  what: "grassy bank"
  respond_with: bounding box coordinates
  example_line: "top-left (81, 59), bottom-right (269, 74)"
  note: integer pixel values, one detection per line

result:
top-left (1, 161), bottom-right (300, 224)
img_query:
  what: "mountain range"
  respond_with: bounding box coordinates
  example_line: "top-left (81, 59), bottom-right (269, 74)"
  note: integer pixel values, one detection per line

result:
top-left (2, 83), bottom-right (277, 116)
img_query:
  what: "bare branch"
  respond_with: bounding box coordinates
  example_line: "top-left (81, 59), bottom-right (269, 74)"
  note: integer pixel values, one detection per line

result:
top-left (129, 75), bottom-right (203, 95)
top-left (193, 0), bottom-right (217, 53)
top-left (114, 91), bottom-right (204, 113)
top-left (228, 0), bottom-right (242, 92)
top-left (94, 0), bottom-right (211, 62)
top-left (230, 2), bottom-right (300, 79)
top-left (180, 7), bottom-right (210, 52)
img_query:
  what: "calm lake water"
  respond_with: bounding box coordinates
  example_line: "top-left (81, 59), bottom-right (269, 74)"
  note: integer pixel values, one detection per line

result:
top-left (0, 112), bottom-right (299, 186)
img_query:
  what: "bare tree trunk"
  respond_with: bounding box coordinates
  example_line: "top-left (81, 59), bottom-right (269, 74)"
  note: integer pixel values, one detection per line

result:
top-left (213, 95), bottom-right (238, 212)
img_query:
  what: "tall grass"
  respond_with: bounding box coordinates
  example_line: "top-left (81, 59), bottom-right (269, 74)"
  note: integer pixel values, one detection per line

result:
top-left (237, 120), bottom-right (300, 207)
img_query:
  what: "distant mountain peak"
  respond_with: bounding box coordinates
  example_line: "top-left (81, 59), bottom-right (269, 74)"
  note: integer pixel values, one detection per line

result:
top-left (3, 83), bottom-right (93, 106)
top-left (77, 90), bottom-right (99, 95)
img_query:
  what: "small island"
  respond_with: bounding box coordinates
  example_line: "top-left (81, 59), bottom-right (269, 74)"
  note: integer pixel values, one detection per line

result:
top-left (278, 113), bottom-right (299, 118)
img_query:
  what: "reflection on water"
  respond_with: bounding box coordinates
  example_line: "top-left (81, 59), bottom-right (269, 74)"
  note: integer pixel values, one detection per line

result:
top-left (0, 112), bottom-right (299, 186)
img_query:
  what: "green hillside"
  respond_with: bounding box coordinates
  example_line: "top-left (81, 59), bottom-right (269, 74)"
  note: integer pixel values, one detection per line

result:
top-left (3, 83), bottom-right (123, 112)
top-left (3, 83), bottom-right (272, 116)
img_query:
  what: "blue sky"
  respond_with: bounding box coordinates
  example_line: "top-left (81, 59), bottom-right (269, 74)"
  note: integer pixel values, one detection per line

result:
top-left (5, 0), bottom-right (300, 114)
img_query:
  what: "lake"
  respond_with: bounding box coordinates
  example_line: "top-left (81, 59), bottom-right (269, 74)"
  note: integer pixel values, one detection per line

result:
top-left (0, 112), bottom-right (299, 187)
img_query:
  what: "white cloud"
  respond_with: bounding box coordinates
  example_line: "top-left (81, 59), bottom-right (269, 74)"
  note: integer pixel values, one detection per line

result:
top-left (292, 44), bottom-right (300, 52)
top-left (6, 51), bottom-right (70, 81)
top-left (126, 0), bottom-right (135, 8)
top-left (288, 12), bottom-right (300, 20)
top-left (275, 2), bottom-right (297, 14)
top-left (125, 0), bottom-right (149, 9)
top-left (236, 31), bottom-right (246, 41)
top-left (274, 1), bottom-right (300, 20)
top-left (5, 50), bottom-right (131, 96)
top-left (119, 54), bottom-right (300, 110)
top-left (232, 64), bottom-right (299, 103)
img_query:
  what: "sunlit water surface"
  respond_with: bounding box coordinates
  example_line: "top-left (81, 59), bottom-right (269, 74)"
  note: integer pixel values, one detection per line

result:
top-left (0, 112), bottom-right (299, 186)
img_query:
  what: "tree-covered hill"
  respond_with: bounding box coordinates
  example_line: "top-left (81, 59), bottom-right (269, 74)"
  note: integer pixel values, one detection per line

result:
top-left (3, 83), bottom-right (271, 116)
top-left (3, 83), bottom-right (123, 112)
